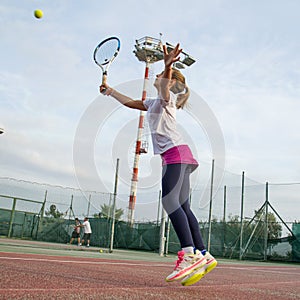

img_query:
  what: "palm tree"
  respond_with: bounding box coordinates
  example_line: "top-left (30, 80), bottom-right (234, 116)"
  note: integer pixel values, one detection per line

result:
top-left (94, 204), bottom-right (124, 221)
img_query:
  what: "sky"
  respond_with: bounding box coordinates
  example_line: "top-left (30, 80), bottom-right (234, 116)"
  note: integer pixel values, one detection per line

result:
top-left (1, 0), bottom-right (300, 218)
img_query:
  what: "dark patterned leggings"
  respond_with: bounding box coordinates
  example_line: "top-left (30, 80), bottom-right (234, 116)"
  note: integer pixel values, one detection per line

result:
top-left (162, 163), bottom-right (205, 250)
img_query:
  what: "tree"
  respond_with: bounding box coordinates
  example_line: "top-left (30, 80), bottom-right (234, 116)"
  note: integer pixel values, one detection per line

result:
top-left (223, 214), bottom-right (241, 252)
top-left (45, 204), bottom-right (64, 219)
top-left (216, 211), bottom-right (283, 258)
top-left (254, 210), bottom-right (282, 240)
top-left (237, 210), bottom-right (283, 256)
top-left (94, 204), bottom-right (124, 221)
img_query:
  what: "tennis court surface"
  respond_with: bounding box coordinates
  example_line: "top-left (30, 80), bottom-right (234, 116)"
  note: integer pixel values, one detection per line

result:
top-left (0, 238), bottom-right (300, 299)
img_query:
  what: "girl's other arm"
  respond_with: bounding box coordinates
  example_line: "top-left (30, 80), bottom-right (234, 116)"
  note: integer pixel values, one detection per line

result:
top-left (100, 85), bottom-right (146, 111)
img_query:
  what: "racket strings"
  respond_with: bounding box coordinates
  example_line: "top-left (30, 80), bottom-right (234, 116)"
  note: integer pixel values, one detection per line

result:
top-left (95, 39), bottom-right (119, 66)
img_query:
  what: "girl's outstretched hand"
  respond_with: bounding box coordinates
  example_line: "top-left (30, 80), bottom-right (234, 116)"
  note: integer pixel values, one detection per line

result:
top-left (163, 43), bottom-right (182, 68)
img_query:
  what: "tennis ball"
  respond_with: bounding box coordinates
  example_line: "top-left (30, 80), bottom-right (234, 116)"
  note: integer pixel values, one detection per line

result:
top-left (34, 9), bottom-right (43, 19)
top-left (99, 249), bottom-right (103, 253)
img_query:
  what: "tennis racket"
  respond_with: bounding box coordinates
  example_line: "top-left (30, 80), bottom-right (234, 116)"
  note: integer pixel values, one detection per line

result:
top-left (93, 36), bottom-right (120, 91)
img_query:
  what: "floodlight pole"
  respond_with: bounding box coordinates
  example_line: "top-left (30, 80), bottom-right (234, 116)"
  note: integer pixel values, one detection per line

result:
top-left (128, 36), bottom-right (164, 226)
top-left (128, 60), bottom-right (150, 225)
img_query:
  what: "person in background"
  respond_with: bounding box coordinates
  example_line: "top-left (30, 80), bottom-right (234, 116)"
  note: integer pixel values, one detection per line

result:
top-left (79, 217), bottom-right (92, 247)
top-left (69, 218), bottom-right (81, 246)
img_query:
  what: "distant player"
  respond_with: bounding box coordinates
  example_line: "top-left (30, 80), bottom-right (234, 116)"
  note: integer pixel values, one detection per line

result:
top-left (79, 217), bottom-right (92, 247)
top-left (100, 42), bottom-right (217, 285)
top-left (69, 218), bottom-right (81, 246)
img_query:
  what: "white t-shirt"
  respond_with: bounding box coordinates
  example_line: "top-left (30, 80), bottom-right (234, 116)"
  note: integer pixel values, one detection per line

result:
top-left (143, 91), bottom-right (184, 154)
top-left (82, 220), bottom-right (92, 234)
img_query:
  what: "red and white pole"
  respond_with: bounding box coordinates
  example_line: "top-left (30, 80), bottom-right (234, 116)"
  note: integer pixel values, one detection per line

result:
top-left (128, 60), bottom-right (150, 225)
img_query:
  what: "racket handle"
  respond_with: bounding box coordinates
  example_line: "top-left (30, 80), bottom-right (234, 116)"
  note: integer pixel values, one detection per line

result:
top-left (102, 73), bottom-right (107, 85)
top-left (100, 74), bottom-right (107, 94)
top-left (100, 71), bottom-right (108, 94)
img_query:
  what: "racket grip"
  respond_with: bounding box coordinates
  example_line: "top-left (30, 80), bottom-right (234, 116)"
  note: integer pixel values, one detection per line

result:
top-left (100, 72), bottom-right (107, 94)
top-left (102, 73), bottom-right (107, 85)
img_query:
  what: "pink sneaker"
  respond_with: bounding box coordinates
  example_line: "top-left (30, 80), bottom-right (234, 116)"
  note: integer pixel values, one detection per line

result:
top-left (181, 251), bottom-right (217, 286)
top-left (165, 250), bottom-right (206, 282)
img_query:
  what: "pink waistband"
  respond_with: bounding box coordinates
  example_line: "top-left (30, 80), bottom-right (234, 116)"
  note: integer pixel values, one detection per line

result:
top-left (161, 145), bottom-right (198, 167)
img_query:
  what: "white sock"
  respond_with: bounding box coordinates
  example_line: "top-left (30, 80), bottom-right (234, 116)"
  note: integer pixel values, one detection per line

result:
top-left (182, 246), bottom-right (194, 254)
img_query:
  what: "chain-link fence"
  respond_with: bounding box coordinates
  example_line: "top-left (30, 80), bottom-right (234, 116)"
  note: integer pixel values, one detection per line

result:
top-left (0, 175), bottom-right (299, 262)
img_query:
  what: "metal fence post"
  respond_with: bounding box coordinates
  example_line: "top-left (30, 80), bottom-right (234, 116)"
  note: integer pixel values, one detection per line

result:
top-left (264, 182), bottom-right (269, 261)
top-left (8, 198), bottom-right (17, 238)
top-left (207, 159), bottom-right (215, 251)
top-left (223, 185), bottom-right (227, 256)
top-left (109, 158), bottom-right (119, 253)
top-left (159, 207), bottom-right (167, 256)
top-left (239, 171), bottom-right (245, 260)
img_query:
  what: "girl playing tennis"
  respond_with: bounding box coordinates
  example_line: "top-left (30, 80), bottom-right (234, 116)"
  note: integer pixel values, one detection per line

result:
top-left (100, 43), bottom-right (217, 286)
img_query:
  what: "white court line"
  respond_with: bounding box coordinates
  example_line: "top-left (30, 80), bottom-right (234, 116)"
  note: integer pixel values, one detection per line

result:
top-left (1, 280), bottom-right (300, 293)
top-left (220, 266), bottom-right (300, 276)
top-left (0, 287), bottom-right (132, 292)
top-left (1, 255), bottom-right (300, 276)
top-left (0, 256), bottom-right (168, 268)
top-left (0, 258), bottom-right (300, 294)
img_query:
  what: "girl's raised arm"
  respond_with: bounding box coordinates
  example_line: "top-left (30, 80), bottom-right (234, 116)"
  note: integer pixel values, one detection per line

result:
top-left (160, 43), bottom-right (182, 101)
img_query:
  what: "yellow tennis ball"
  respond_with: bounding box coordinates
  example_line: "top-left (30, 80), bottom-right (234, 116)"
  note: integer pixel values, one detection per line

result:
top-left (99, 249), bottom-right (103, 253)
top-left (34, 9), bottom-right (43, 19)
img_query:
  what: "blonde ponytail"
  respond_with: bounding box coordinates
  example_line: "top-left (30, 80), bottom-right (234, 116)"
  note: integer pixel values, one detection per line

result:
top-left (170, 68), bottom-right (190, 109)
top-left (176, 86), bottom-right (190, 109)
